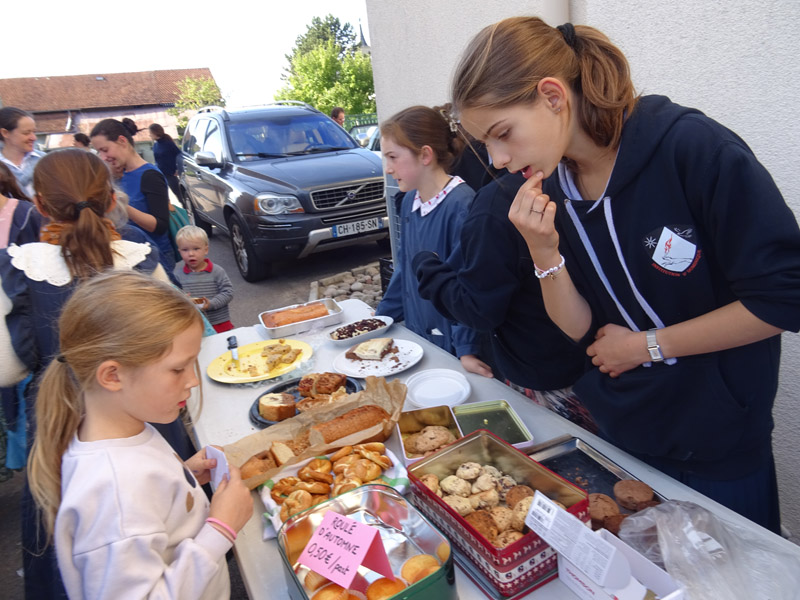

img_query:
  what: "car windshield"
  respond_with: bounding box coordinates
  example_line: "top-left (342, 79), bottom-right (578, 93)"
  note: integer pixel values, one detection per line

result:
top-left (229, 114), bottom-right (358, 162)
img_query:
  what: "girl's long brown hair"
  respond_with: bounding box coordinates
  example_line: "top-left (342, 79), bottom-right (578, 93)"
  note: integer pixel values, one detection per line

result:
top-left (33, 149), bottom-right (118, 279)
top-left (380, 105), bottom-right (467, 172)
top-left (28, 271), bottom-right (203, 539)
top-left (452, 17), bottom-right (637, 149)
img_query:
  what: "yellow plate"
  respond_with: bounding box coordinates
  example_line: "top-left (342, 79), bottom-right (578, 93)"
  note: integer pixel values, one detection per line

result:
top-left (206, 339), bottom-right (313, 384)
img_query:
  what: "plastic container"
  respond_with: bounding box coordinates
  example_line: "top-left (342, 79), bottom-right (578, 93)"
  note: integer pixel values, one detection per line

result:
top-left (405, 369), bottom-right (471, 409)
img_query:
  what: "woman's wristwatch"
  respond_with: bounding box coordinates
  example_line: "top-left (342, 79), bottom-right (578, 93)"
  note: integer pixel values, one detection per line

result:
top-left (646, 329), bottom-right (665, 362)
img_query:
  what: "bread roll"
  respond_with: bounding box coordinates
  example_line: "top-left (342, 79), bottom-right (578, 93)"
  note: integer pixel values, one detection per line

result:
top-left (310, 405), bottom-right (391, 444)
top-left (258, 392), bottom-right (296, 421)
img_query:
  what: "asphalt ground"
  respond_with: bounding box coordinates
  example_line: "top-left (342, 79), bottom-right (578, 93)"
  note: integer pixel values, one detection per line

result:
top-left (0, 226), bottom-right (389, 599)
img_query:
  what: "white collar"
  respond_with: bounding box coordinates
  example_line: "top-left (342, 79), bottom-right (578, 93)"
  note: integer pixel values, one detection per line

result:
top-left (7, 240), bottom-right (154, 287)
top-left (411, 176), bottom-right (465, 217)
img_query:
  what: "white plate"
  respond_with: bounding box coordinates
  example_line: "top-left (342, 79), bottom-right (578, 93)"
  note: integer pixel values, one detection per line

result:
top-left (405, 369), bottom-right (471, 408)
top-left (327, 316), bottom-right (394, 347)
top-left (332, 339), bottom-right (423, 378)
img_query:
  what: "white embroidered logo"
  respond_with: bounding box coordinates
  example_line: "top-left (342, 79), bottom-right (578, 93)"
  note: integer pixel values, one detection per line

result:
top-left (644, 226), bottom-right (699, 274)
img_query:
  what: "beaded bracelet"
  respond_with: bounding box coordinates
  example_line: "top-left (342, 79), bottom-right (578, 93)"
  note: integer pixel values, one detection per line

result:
top-left (206, 517), bottom-right (237, 542)
top-left (534, 254), bottom-right (565, 280)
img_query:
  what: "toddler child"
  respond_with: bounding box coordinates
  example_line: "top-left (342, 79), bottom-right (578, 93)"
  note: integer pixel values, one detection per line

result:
top-left (173, 225), bottom-right (235, 333)
top-left (28, 271), bottom-right (253, 598)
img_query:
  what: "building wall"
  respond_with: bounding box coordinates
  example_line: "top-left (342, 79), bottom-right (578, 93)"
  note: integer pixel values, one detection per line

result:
top-left (366, 0), bottom-right (800, 540)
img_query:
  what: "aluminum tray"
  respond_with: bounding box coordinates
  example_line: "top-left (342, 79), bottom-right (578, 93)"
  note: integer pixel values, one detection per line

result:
top-left (453, 400), bottom-right (535, 453)
top-left (277, 484), bottom-right (457, 600)
top-left (528, 435), bottom-right (668, 508)
top-left (259, 298), bottom-right (343, 339)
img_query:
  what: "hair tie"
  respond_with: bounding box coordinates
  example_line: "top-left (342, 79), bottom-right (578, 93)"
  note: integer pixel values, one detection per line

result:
top-left (56, 354), bottom-right (67, 364)
top-left (438, 108), bottom-right (460, 134)
top-left (557, 23), bottom-right (579, 52)
top-left (75, 201), bottom-right (93, 217)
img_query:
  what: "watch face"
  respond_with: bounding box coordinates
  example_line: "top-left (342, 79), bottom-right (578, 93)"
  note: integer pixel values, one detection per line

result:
top-left (648, 346), bottom-right (664, 361)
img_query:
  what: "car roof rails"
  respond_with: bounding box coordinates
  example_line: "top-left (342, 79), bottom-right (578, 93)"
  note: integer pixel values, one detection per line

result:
top-left (197, 105), bottom-right (229, 120)
top-left (260, 100), bottom-right (321, 113)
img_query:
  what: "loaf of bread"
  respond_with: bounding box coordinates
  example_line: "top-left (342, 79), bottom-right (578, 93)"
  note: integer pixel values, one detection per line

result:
top-left (270, 441), bottom-right (296, 466)
top-left (258, 392), bottom-right (296, 421)
top-left (262, 303), bottom-right (329, 328)
top-left (309, 405), bottom-right (391, 444)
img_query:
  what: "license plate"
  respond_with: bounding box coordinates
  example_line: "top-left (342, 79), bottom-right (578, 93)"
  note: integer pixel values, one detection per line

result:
top-left (331, 217), bottom-right (383, 238)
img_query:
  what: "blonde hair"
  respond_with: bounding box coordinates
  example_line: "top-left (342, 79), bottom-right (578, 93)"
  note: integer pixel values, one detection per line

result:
top-left (452, 17), bottom-right (638, 149)
top-left (33, 149), bottom-right (118, 280)
top-left (175, 225), bottom-right (209, 246)
top-left (379, 105), bottom-right (467, 172)
top-left (28, 271), bottom-right (203, 539)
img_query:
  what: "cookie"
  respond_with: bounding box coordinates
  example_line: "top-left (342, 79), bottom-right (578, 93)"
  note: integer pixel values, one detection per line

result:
top-left (589, 493), bottom-right (620, 529)
top-left (505, 484), bottom-right (536, 510)
top-left (493, 530), bottom-right (524, 548)
top-left (465, 509), bottom-right (499, 542)
top-left (603, 513), bottom-right (628, 536)
top-left (613, 480), bottom-right (654, 511)
top-left (455, 462), bottom-right (482, 480)
top-left (489, 505), bottom-right (514, 532)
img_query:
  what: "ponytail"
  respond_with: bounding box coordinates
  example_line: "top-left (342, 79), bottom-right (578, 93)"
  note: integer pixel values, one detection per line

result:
top-left (28, 361), bottom-right (84, 540)
top-left (379, 105), bottom-right (466, 172)
top-left (452, 17), bottom-right (637, 149)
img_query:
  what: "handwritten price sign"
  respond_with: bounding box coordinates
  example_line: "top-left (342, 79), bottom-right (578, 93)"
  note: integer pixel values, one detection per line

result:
top-left (298, 510), bottom-right (394, 589)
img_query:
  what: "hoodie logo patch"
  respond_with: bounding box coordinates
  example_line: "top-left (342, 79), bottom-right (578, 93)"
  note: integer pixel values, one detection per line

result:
top-left (643, 225), bottom-right (700, 275)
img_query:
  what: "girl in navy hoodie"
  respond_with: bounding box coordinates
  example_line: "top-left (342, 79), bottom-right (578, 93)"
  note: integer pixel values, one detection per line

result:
top-left (450, 16), bottom-right (800, 533)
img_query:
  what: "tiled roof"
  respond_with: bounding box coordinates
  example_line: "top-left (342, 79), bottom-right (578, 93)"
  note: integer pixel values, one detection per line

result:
top-left (0, 68), bottom-right (215, 113)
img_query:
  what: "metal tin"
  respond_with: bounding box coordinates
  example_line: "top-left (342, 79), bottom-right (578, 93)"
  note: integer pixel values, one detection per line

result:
top-left (527, 435), bottom-right (669, 509)
top-left (452, 400), bottom-right (535, 453)
top-left (277, 484), bottom-right (457, 600)
top-left (259, 298), bottom-right (344, 339)
top-left (396, 405), bottom-right (463, 467)
top-left (408, 430), bottom-right (589, 597)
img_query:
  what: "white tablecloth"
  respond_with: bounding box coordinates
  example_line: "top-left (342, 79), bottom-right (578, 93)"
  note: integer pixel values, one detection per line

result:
top-left (189, 299), bottom-right (797, 599)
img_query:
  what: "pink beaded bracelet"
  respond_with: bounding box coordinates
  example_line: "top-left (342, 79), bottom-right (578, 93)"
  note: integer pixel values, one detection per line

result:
top-left (206, 517), bottom-right (237, 542)
top-left (534, 254), bottom-right (565, 280)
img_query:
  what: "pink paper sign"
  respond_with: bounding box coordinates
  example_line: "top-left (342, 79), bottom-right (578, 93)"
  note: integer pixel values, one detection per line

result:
top-left (297, 510), bottom-right (394, 589)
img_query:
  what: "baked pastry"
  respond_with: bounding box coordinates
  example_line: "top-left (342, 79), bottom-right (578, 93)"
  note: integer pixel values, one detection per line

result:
top-left (240, 455), bottom-right (276, 480)
top-left (346, 337), bottom-right (393, 361)
top-left (505, 485), bottom-right (536, 510)
top-left (298, 372), bottom-right (348, 397)
top-left (258, 392), bottom-right (296, 421)
top-left (589, 493), bottom-right (620, 529)
top-left (296, 386), bottom-right (348, 413)
top-left (309, 405), bottom-right (391, 444)
top-left (495, 475), bottom-right (517, 501)
top-left (263, 303), bottom-right (328, 328)
top-left (613, 480), bottom-right (654, 511)
top-left (469, 489), bottom-right (500, 510)
top-left (414, 426), bottom-right (455, 453)
top-left (311, 583), bottom-right (362, 600)
top-left (603, 513), bottom-right (628, 536)
top-left (465, 509), bottom-right (499, 542)
top-left (511, 496), bottom-right (534, 532)
top-left (400, 554), bottom-right (440, 584)
top-left (419, 474), bottom-right (442, 497)
top-left (489, 506), bottom-right (514, 532)
top-left (365, 577), bottom-right (406, 600)
top-left (440, 475), bottom-right (471, 497)
top-left (636, 499), bottom-right (661, 511)
top-left (442, 494), bottom-right (473, 516)
top-left (303, 570), bottom-right (330, 593)
top-left (471, 473), bottom-right (497, 494)
top-left (330, 318), bottom-right (387, 341)
top-left (270, 441), bottom-right (296, 466)
top-left (455, 462), bottom-right (482, 480)
top-left (493, 530), bottom-right (524, 548)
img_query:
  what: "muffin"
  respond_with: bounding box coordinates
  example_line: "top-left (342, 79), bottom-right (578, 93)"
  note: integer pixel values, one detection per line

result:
top-left (366, 577), bottom-right (406, 600)
top-left (400, 554), bottom-right (440, 584)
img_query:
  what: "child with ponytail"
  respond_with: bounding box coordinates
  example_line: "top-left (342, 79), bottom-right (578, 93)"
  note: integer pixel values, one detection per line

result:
top-left (450, 16), bottom-right (800, 531)
top-left (375, 105), bottom-right (492, 377)
top-left (28, 271), bottom-right (253, 598)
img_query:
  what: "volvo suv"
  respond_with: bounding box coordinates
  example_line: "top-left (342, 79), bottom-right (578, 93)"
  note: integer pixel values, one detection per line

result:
top-left (179, 102), bottom-right (388, 281)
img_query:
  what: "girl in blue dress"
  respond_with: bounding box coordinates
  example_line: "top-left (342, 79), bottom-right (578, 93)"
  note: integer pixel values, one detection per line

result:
top-left (375, 105), bottom-right (491, 377)
top-left (90, 118), bottom-right (176, 275)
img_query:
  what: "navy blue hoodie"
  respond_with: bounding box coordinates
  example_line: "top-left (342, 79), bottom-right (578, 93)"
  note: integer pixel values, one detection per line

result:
top-left (545, 95), bottom-right (800, 478)
top-left (413, 172), bottom-right (587, 390)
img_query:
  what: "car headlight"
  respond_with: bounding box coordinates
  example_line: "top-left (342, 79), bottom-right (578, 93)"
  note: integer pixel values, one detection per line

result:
top-left (255, 193), bottom-right (304, 215)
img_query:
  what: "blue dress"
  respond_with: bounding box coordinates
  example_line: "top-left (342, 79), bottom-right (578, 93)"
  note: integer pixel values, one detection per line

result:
top-left (376, 180), bottom-right (481, 358)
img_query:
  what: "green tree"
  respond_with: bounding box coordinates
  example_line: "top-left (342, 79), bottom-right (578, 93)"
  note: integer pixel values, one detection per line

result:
top-left (168, 76), bottom-right (225, 132)
top-left (286, 15), bottom-right (357, 70)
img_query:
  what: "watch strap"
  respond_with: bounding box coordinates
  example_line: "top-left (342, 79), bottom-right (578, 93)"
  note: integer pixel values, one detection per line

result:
top-left (646, 329), bottom-right (664, 362)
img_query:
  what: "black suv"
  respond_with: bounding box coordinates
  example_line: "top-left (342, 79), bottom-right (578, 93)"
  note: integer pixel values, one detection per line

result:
top-left (179, 102), bottom-right (388, 281)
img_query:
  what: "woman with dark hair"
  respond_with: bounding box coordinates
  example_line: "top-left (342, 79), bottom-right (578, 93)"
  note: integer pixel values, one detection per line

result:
top-left (90, 118), bottom-right (176, 275)
top-left (149, 123), bottom-right (183, 202)
top-left (0, 107), bottom-right (42, 197)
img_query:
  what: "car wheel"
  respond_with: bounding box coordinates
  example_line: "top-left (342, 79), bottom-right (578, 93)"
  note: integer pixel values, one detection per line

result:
top-left (228, 214), bottom-right (271, 282)
top-left (183, 191), bottom-right (213, 238)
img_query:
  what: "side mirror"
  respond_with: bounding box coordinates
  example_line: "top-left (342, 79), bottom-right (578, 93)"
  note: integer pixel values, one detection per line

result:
top-left (195, 151), bottom-right (224, 169)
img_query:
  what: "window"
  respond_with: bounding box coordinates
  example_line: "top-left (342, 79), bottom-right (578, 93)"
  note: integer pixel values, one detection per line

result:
top-left (203, 121), bottom-right (224, 162)
top-left (183, 119), bottom-right (209, 155)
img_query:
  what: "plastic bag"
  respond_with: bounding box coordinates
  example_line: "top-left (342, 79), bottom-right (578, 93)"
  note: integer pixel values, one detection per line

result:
top-left (618, 500), bottom-right (800, 600)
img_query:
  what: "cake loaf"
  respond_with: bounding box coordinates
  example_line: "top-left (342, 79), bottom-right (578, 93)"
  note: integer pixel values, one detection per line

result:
top-left (258, 392), bottom-right (296, 421)
top-left (309, 405), bottom-right (391, 444)
top-left (262, 302), bottom-right (329, 328)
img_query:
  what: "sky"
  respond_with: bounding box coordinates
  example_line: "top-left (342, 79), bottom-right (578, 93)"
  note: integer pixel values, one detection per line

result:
top-left (2, 0), bottom-right (370, 107)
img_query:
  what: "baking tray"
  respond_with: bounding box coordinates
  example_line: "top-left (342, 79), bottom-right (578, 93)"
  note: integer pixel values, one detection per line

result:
top-left (528, 436), bottom-right (668, 507)
top-left (259, 298), bottom-right (343, 338)
top-left (277, 484), bottom-right (457, 600)
top-left (453, 400), bottom-right (535, 453)
top-left (249, 375), bottom-right (363, 428)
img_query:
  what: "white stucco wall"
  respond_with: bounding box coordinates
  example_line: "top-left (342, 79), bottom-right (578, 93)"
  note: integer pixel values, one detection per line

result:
top-left (366, 0), bottom-right (800, 540)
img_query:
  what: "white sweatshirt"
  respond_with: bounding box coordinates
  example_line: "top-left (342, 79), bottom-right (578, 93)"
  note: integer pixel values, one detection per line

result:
top-left (55, 424), bottom-right (231, 599)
